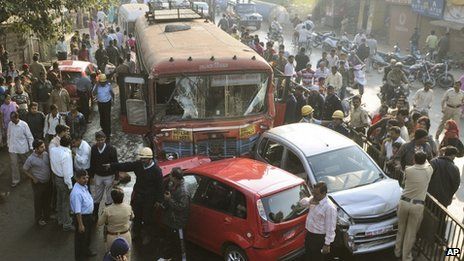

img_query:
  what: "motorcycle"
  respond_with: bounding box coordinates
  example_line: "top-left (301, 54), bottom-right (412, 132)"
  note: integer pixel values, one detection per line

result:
top-left (404, 60), bottom-right (436, 86)
top-left (371, 53), bottom-right (390, 73)
top-left (311, 31), bottom-right (336, 48)
top-left (434, 60), bottom-right (454, 89)
top-left (267, 27), bottom-right (284, 45)
top-left (321, 35), bottom-right (354, 52)
top-left (378, 84), bottom-right (410, 108)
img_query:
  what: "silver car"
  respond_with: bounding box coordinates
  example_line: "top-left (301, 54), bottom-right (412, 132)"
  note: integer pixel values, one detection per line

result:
top-left (253, 123), bottom-right (401, 254)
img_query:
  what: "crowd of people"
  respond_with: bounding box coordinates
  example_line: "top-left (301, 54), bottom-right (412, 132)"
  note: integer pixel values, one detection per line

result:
top-left (1, 3), bottom-right (464, 260)
top-left (0, 6), bottom-right (194, 261)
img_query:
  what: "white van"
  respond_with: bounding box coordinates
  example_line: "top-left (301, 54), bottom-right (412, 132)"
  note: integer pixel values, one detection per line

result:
top-left (253, 123), bottom-right (402, 255)
top-left (118, 3), bottom-right (149, 35)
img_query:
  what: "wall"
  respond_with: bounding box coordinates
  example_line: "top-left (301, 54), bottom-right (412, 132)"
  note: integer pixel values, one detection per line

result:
top-left (388, 4), bottom-right (418, 50)
top-left (0, 25), bottom-right (57, 67)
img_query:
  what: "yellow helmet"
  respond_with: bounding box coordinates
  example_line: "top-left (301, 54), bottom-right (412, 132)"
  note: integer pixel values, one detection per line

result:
top-left (99, 74), bottom-right (107, 83)
top-left (138, 147), bottom-right (153, 159)
top-left (332, 110), bottom-right (344, 119)
top-left (301, 105), bottom-right (314, 116)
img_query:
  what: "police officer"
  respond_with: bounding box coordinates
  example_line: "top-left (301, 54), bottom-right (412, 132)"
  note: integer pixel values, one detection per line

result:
top-left (300, 105), bottom-right (321, 124)
top-left (92, 74), bottom-right (114, 138)
top-left (106, 147), bottom-right (162, 245)
top-left (328, 110), bottom-right (350, 137)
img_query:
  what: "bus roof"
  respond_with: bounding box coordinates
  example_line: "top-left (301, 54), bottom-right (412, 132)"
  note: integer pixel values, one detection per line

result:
top-left (119, 4), bottom-right (149, 22)
top-left (135, 16), bottom-right (272, 77)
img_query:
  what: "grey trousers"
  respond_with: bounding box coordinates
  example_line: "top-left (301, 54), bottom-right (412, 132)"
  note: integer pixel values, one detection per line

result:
top-left (93, 175), bottom-right (114, 205)
top-left (10, 152), bottom-right (28, 185)
top-left (54, 176), bottom-right (72, 228)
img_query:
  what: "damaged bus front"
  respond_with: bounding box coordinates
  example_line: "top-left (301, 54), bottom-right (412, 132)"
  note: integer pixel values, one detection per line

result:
top-left (118, 11), bottom-right (274, 160)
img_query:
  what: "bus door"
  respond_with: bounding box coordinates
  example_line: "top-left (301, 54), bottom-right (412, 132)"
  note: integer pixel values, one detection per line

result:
top-left (118, 73), bottom-right (150, 130)
top-left (273, 74), bottom-right (291, 127)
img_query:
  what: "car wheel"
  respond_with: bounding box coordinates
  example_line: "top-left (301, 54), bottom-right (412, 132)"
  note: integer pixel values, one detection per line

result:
top-left (224, 245), bottom-right (248, 261)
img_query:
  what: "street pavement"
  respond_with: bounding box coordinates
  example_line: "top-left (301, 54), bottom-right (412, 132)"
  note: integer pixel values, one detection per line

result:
top-left (0, 20), bottom-right (462, 260)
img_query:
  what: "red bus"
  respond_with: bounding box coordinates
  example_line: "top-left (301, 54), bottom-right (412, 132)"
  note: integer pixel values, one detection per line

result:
top-left (118, 9), bottom-right (274, 160)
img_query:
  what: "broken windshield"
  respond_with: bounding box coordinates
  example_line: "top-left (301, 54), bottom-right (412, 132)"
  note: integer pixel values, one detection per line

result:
top-left (154, 73), bottom-right (268, 122)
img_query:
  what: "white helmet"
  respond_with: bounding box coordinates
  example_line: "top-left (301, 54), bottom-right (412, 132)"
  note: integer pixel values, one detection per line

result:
top-left (138, 147), bottom-right (153, 159)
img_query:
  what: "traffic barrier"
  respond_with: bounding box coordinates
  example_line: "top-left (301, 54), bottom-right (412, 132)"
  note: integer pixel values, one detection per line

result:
top-left (360, 132), bottom-right (463, 260)
top-left (414, 194), bottom-right (464, 261)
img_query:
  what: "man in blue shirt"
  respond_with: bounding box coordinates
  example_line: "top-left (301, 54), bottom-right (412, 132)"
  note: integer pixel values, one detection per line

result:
top-left (92, 74), bottom-right (114, 139)
top-left (70, 169), bottom-right (96, 260)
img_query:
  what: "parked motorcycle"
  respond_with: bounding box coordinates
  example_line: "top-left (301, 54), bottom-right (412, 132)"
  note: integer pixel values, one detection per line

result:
top-left (371, 53), bottom-right (390, 73)
top-left (404, 60), bottom-right (436, 86)
top-left (311, 31), bottom-right (335, 48)
top-left (321, 35), bottom-right (354, 52)
top-left (434, 60), bottom-right (454, 89)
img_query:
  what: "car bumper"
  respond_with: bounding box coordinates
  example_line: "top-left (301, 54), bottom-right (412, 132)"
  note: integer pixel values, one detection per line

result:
top-left (246, 232), bottom-right (305, 261)
top-left (342, 217), bottom-right (398, 254)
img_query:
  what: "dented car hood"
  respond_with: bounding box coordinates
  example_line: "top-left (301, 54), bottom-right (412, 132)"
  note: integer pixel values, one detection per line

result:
top-left (330, 179), bottom-right (401, 218)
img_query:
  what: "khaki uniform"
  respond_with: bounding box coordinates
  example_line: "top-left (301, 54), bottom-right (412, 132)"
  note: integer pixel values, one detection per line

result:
top-left (98, 203), bottom-right (134, 258)
top-left (395, 163), bottom-right (433, 261)
top-left (436, 89), bottom-right (464, 137)
top-left (350, 106), bottom-right (369, 146)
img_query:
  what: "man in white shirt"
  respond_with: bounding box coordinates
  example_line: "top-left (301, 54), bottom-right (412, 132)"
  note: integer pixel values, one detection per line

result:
top-left (413, 81), bottom-right (433, 115)
top-left (300, 182), bottom-right (337, 260)
top-left (50, 134), bottom-right (74, 231)
top-left (354, 31), bottom-right (366, 46)
top-left (8, 111), bottom-right (34, 187)
top-left (381, 126), bottom-right (406, 160)
top-left (55, 36), bottom-right (68, 60)
top-left (44, 104), bottom-right (66, 143)
top-left (298, 26), bottom-right (311, 47)
top-left (326, 49), bottom-right (339, 68)
top-left (72, 135), bottom-right (91, 171)
top-left (314, 62), bottom-right (330, 80)
top-left (325, 66), bottom-right (343, 95)
top-left (284, 55), bottom-right (296, 77)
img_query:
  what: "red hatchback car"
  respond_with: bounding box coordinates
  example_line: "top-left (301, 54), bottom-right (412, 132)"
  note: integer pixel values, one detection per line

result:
top-left (180, 158), bottom-right (309, 261)
top-left (56, 60), bottom-right (97, 99)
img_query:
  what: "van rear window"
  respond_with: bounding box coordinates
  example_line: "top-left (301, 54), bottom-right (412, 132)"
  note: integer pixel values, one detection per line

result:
top-left (261, 184), bottom-right (310, 223)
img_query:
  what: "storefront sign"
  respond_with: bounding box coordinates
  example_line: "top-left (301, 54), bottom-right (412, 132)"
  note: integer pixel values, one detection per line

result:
top-left (443, 3), bottom-right (464, 24)
top-left (411, 0), bottom-right (445, 19)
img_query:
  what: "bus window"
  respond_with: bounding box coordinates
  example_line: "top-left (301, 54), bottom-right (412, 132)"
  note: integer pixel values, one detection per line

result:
top-left (153, 74), bottom-right (268, 122)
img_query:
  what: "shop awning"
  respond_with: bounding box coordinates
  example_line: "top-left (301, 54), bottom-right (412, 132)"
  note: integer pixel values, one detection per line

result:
top-left (430, 20), bottom-right (464, 31)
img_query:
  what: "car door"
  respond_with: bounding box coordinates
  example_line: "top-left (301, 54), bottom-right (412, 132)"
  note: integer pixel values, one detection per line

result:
top-left (254, 137), bottom-right (285, 168)
top-left (191, 178), bottom-right (248, 254)
top-left (281, 148), bottom-right (308, 182)
top-left (182, 174), bottom-right (206, 243)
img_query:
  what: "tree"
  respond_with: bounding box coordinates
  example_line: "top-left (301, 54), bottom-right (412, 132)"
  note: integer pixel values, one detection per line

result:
top-left (0, 0), bottom-right (116, 39)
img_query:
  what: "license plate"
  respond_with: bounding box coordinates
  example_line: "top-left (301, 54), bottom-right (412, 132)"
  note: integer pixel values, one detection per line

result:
top-left (365, 225), bottom-right (393, 237)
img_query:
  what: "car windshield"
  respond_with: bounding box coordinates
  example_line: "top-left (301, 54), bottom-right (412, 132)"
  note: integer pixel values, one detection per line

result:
top-left (155, 73), bottom-right (269, 122)
top-left (237, 4), bottom-right (256, 14)
top-left (261, 184), bottom-right (310, 224)
top-left (306, 146), bottom-right (383, 193)
top-left (61, 71), bottom-right (82, 85)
